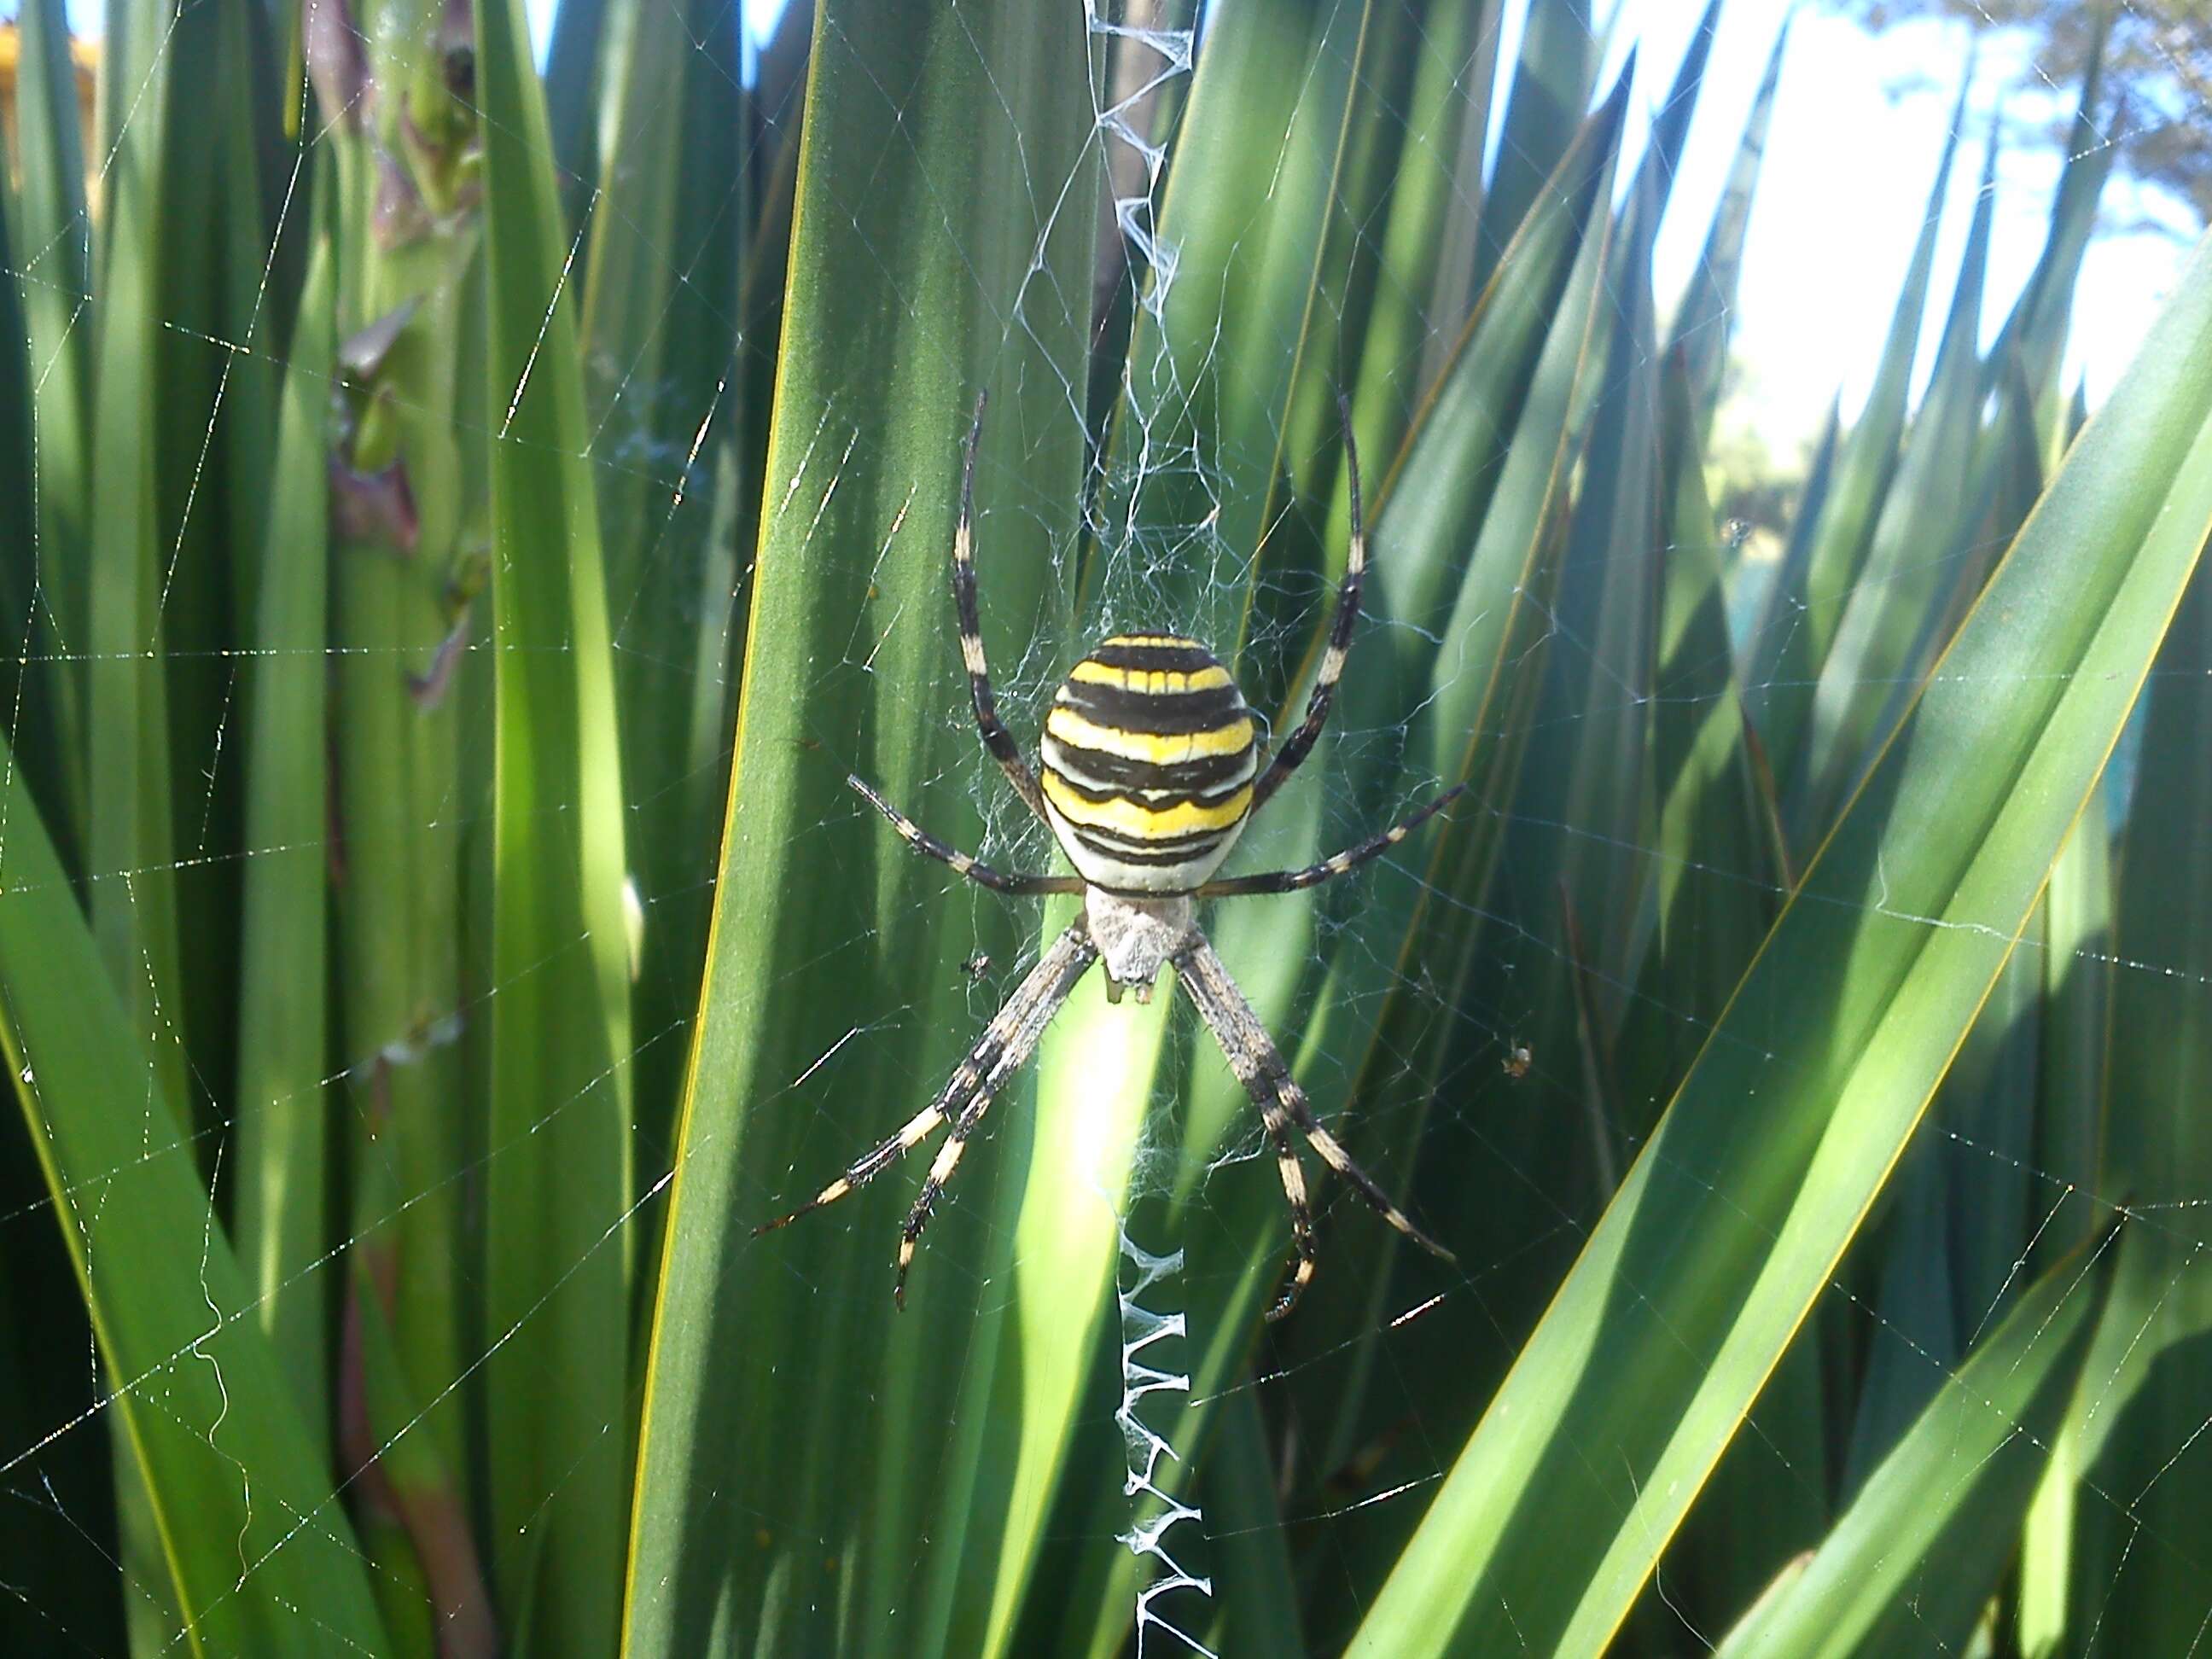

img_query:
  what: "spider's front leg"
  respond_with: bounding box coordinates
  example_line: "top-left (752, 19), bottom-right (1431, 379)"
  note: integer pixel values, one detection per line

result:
top-left (847, 774), bottom-right (1080, 897)
top-left (1197, 783), bottom-right (1465, 898)
top-left (949, 391), bottom-right (1050, 823)
top-left (1249, 392), bottom-right (1370, 813)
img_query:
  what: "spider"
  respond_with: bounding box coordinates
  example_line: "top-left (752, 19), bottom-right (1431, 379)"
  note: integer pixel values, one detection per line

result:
top-left (758, 393), bottom-right (1461, 1320)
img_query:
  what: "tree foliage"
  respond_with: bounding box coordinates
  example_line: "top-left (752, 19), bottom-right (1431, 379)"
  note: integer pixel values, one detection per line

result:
top-left (1839, 0), bottom-right (2210, 227)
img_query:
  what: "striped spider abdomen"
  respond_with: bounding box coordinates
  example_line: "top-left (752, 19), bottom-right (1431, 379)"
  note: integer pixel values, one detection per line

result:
top-left (1039, 633), bottom-right (1259, 894)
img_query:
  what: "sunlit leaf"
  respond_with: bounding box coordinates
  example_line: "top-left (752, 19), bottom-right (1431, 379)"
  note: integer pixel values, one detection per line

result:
top-left (0, 740), bottom-right (389, 1653)
top-left (233, 160), bottom-right (339, 1435)
top-left (1746, 69), bottom-right (1970, 796)
top-left (478, 0), bottom-right (637, 1643)
top-left (1714, 1227), bottom-right (2112, 1658)
top-left (625, 8), bottom-right (1097, 1652)
top-left (1349, 226), bottom-right (2212, 1658)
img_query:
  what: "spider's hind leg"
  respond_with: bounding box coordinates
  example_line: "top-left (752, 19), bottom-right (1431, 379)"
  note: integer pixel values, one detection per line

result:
top-left (1254, 1108), bottom-right (1318, 1321)
top-left (754, 1099), bottom-right (952, 1234)
top-left (1176, 936), bottom-right (1453, 1320)
top-left (889, 924), bottom-right (1100, 1305)
top-left (742, 923), bottom-right (1101, 1307)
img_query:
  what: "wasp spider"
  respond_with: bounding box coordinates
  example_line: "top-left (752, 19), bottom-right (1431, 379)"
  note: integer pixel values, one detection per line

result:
top-left (760, 394), bottom-right (1461, 1319)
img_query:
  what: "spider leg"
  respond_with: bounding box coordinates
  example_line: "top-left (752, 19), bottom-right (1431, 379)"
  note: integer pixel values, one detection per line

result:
top-left (849, 774), bottom-right (1082, 896)
top-left (756, 924), bottom-right (1097, 1278)
top-left (754, 1097), bottom-right (953, 1233)
top-left (952, 391), bottom-right (1050, 823)
top-left (1176, 937), bottom-right (1452, 1320)
top-left (1249, 393), bottom-right (1366, 814)
top-left (894, 1093), bottom-right (996, 1310)
top-left (1252, 1094), bottom-right (1318, 1320)
top-left (1197, 783), bottom-right (1464, 898)
top-left (894, 923), bottom-right (1100, 1307)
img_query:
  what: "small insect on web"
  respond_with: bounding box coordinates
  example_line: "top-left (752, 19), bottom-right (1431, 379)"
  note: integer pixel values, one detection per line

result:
top-left (756, 391), bottom-right (1463, 1319)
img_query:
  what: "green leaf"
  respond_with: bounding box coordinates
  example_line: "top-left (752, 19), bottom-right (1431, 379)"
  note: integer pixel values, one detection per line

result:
top-left (477, 0), bottom-right (640, 1647)
top-left (1327, 0), bottom-right (1505, 533)
top-left (81, 3), bottom-right (205, 1639)
top-left (1492, 159), bottom-right (1664, 1074)
top-left (232, 156), bottom-right (339, 1437)
top-left (1346, 224), bottom-right (2212, 1658)
top-left (87, 0), bottom-right (188, 1109)
top-left (1265, 75), bottom-right (1630, 1469)
top-left (1112, 0), bottom-right (1359, 656)
top-left (0, 739), bottom-right (388, 1654)
top-left (1793, 117), bottom-right (1998, 838)
top-left (1747, 66), bottom-right (1970, 795)
top-left (1040, 79), bottom-right (1637, 1658)
top-left (544, 0), bottom-right (614, 235)
top-left (1841, 940), bottom-right (2042, 1498)
top-left (2049, 553), bottom-right (2212, 1650)
top-left (1627, 0), bottom-right (1720, 220)
top-left (1982, 15), bottom-right (2111, 413)
top-left (1630, 344), bottom-right (1785, 1094)
top-left (1472, 0), bottom-right (1597, 294)
top-left (1713, 1229), bottom-right (2112, 1658)
top-left (623, 7), bottom-right (1097, 1650)
top-left (1372, 75), bottom-right (1627, 703)
top-left (0, 124), bottom-right (47, 828)
top-left (155, 0), bottom-right (286, 1153)
top-left (1669, 13), bottom-right (1786, 445)
top-left (1195, 1388), bottom-right (1305, 1658)
top-left (0, 0), bottom-right (90, 852)
top-left (2011, 787), bottom-right (2115, 1648)
top-left (579, 0), bottom-right (747, 1151)
top-left (2033, 799), bottom-right (2113, 1280)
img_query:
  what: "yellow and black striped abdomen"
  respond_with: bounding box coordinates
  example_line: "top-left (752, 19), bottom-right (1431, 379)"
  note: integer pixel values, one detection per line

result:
top-left (1039, 635), bottom-right (1259, 894)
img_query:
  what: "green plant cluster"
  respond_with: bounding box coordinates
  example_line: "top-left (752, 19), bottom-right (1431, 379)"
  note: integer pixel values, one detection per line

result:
top-left (1, 1), bottom-right (2209, 1655)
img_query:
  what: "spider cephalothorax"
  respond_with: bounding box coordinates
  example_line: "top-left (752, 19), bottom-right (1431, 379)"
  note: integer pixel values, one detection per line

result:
top-left (760, 393), bottom-right (1460, 1318)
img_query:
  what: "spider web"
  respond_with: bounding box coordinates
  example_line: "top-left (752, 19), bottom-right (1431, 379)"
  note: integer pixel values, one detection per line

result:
top-left (0, 0), bottom-right (2207, 1655)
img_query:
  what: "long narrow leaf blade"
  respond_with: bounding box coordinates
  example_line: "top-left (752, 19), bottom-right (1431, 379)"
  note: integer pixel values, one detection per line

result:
top-left (0, 744), bottom-right (388, 1653)
top-left (623, 7), bottom-right (1097, 1650)
top-left (1669, 14), bottom-right (1786, 444)
top-left (233, 163), bottom-right (338, 1432)
top-left (1349, 226), bottom-right (2212, 1658)
top-left (478, 0), bottom-right (637, 1643)
top-left (1714, 1230), bottom-right (2112, 1658)
top-left (2054, 541), bottom-right (2212, 1649)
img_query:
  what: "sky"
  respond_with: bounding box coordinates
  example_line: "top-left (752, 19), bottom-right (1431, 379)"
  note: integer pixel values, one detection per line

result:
top-left (50, 0), bottom-right (2195, 461)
